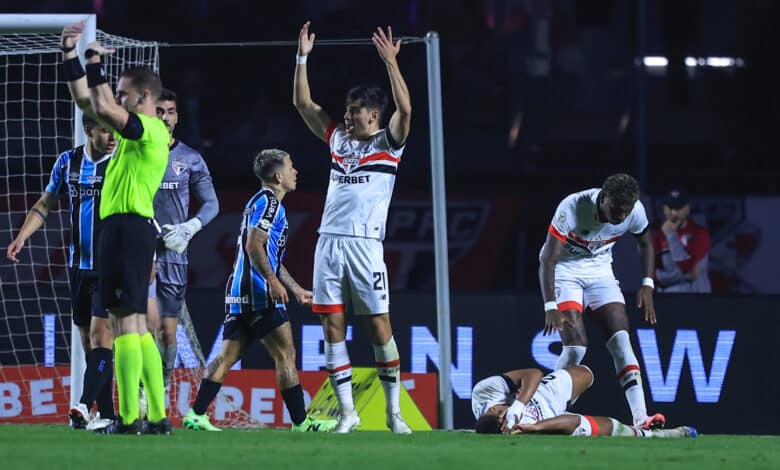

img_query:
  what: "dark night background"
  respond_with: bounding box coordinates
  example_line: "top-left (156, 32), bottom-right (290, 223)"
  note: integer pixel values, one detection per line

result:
top-left (3, 1), bottom-right (779, 293)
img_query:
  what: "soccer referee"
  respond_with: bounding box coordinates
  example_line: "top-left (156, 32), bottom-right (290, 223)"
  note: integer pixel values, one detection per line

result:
top-left (61, 21), bottom-right (170, 435)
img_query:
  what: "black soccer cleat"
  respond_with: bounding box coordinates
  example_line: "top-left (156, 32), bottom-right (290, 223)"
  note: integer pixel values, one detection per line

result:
top-left (94, 418), bottom-right (143, 435)
top-left (144, 417), bottom-right (173, 435)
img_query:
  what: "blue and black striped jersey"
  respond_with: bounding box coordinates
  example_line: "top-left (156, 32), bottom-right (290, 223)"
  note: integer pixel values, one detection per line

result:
top-left (45, 146), bottom-right (111, 270)
top-left (224, 188), bottom-right (288, 314)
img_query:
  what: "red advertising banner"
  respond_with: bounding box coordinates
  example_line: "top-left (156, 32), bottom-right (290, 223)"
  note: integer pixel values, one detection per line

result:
top-left (0, 366), bottom-right (438, 428)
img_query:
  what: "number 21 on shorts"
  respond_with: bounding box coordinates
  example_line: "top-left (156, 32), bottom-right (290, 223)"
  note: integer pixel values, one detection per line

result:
top-left (372, 271), bottom-right (387, 291)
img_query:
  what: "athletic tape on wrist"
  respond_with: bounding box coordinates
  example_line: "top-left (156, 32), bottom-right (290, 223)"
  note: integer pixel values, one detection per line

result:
top-left (296, 55), bottom-right (308, 65)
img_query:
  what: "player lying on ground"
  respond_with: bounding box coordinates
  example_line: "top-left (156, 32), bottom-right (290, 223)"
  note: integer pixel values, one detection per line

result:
top-left (472, 365), bottom-right (697, 438)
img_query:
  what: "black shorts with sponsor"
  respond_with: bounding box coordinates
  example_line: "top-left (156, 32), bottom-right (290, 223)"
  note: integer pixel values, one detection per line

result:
top-left (155, 262), bottom-right (187, 317)
top-left (68, 267), bottom-right (109, 326)
top-left (97, 214), bottom-right (156, 314)
top-left (222, 308), bottom-right (288, 343)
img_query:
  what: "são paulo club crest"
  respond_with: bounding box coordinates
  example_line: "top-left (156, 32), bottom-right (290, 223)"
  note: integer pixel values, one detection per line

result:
top-left (341, 156), bottom-right (360, 173)
top-left (172, 159), bottom-right (188, 176)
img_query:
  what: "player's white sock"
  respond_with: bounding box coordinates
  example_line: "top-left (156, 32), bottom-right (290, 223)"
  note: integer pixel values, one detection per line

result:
top-left (325, 340), bottom-right (354, 414)
top-left (373, 336), bottom-right (401, 414)
top-left (555, 345), bottom-right (587, 370)
top-left (608, 418), bottom-right (649, 437)
top-left (606, 330), bottom-right (648, 425)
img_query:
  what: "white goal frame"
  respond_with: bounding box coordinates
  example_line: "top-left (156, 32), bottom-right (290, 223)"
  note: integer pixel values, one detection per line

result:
top-left (0, 13), bottom-right (96, 410)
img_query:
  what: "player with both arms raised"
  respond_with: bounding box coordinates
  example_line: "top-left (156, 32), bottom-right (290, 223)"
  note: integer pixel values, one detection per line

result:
top-left (293, 21), bottom-right (413, 433)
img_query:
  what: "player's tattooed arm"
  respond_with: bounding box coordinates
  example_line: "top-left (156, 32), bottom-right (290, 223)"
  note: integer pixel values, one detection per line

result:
top-left (278, 265), bottom-right (303, 296)
top-left (279, 265), bottom-right (314, 307)
top-left (246, 228), bottom-right (289, 304)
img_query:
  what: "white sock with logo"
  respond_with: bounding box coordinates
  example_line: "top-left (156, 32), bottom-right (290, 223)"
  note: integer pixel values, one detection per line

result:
top-left (325, 340), bottom-right (354, 414)
top-left (606, 330), bottom-right (648, 425)
top-left (373, 336), bottom-right (401, 414)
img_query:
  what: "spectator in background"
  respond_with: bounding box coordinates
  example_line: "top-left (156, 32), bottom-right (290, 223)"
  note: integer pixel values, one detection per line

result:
top-left (652, 189), bottom-right (711, 293)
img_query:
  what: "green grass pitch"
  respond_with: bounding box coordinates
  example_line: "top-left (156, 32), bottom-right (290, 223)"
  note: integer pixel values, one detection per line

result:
top-left (1, 425), bottom-right (778, 470)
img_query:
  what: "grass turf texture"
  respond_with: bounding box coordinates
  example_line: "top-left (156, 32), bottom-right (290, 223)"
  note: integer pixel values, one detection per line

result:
top-left (1, 425), bottom-right (778, 470)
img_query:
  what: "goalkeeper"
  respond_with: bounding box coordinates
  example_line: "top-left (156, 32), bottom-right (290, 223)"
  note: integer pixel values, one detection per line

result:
top-left (153, 88), bottom-right (219, 387)
top-left (472, 366), bottom-right (696, 438)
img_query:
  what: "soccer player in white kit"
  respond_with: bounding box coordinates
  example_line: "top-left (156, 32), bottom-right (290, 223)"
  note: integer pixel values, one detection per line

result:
top-left (471, 366), bottom-right (697, 438)
top-left (293, 21), bottom-right (413, 434)
top-left (538, 174), bottom-right (665, 430)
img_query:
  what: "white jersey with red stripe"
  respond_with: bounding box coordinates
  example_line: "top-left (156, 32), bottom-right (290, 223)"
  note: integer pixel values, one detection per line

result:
top-left (543, 188), bottom-right (649, 278)
top-left (318, 123), bottom-right (404, 241)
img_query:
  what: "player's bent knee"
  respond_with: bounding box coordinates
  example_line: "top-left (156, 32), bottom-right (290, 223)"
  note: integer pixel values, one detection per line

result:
top-left (571, 414), bottom-right (599, 436)
top-left (571, 364), bottom-right (595, 387)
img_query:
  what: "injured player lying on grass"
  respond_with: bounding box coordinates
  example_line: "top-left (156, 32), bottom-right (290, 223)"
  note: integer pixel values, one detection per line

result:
top-left (471, 365), bottom-right (697, 438)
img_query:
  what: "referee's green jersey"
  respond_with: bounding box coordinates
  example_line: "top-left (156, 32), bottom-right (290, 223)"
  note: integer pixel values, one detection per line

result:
top-left (99, 113), bottom-right (169, 219)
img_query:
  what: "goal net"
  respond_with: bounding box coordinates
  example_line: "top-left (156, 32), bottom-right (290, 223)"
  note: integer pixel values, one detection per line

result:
top-left (0, 20), bottom-right (257, 427)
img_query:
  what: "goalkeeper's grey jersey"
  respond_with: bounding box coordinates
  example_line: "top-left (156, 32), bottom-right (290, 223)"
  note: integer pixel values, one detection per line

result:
top-left (154, 139), bottom-right (219, 264)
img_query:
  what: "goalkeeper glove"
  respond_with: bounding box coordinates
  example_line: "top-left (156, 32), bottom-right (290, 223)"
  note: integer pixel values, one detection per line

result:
top-left (162, 217), bottom-right (202, 254)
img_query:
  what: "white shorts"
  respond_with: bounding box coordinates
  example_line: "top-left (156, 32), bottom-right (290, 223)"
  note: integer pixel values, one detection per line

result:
top-left (519, 369), bottom-right (574, 425)
top-left (312, 234), bottom-right (389, 316)
top-left (554, 276), bottom-right (625, 312)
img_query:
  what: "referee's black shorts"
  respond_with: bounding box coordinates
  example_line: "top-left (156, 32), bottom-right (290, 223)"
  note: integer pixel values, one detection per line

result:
top-left (97, 214), bottom-right (156, 314)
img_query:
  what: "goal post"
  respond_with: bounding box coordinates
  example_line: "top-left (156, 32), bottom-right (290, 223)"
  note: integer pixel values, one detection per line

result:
top-left (0, 12), bottom-right (97, 411)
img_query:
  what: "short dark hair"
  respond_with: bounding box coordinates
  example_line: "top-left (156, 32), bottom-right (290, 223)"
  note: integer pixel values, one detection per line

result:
top-left (253, 149), bottom-right (289, 182)
top-left (474, 414), bottom-right (501, 434)
top-left (81, 113), bottom-right (97, 128)
top-left (345, 85), bottom-right (388, 119)
top-left (120, 66), bottom-right (163, 101)
top-left (158, 87), bottom-right (177, 103)
top-left (602, 173), bottom-right (640, 207)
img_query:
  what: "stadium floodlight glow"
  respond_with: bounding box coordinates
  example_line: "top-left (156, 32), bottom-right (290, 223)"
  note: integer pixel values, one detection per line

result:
top-left (643, 55), bottom-right (745, 69)
top-left (643, 56), bottom-right (668, 67)
top-left (706, 57), bottom-right (735, 67)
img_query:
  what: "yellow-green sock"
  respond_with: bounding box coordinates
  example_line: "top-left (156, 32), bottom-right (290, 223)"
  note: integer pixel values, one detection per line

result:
top-left (114, 333), bottom-right (142, 424)
top-left (140, 332), bottom-right (167, 422)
